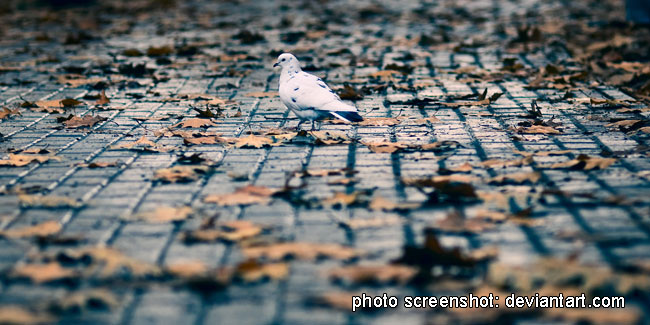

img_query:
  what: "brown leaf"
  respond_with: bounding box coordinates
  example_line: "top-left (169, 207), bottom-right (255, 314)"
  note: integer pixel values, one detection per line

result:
top-left (321, 191), bottom-right (366, 208)
top-left (131, 206), bottom-right (193, 223)
top-left (590, 98), bottom-right (631, 107)
top-left (516, 125), bottom-right (561, 134)
top-left (58, 75), bottom-right (105, 87)
top-left (513, 149), bottom-right (572, 157)
top-left (110, 136), bottom-right (171, 152)
top-left (357, 117), bottom-right (402, 127)
top-left (337, 83), bottom-right (364, 100)
top-left (182, 220), bottom-right (264, 243)
top-left (153, 166), bottom-right (209, 183)
top-left (0, 106), bottom-right (21, 120)
top-left (393, 232), bottom-right (476, 268)
top-left (12, 262), bottom-right (76, 283)
top-left (0, 154), bottom-right (61, 167)
top-left (444, 162), bottom-right (473, 173)
top-left (172, 118), bottom-right (216, 128)
top-left (328, 264), bottom-right (417, 284)
top-left (95, 90), bottom-right (110, 105)
top-left (51, 289), bottom-right (118, 313)
top-left (231, 134), bottom-right (275, 148)
top-left (368, 70), bottom-right (402, 80)
top-left (489, 172), bottom-right (541, 185)
top-left (244, 91), bottom-right (278, 98)
top-left (63, 115), bottom-right (106, 128)
top-left (412, 116), bottom-right (441, 125)
top-left (204, 185), bottom-right (278, 206)
top-left (19, 195), bottom-right (80, 208)
top-left (548, 155), bottom-right (616, 170)
top-left (60, 247), bottom-right (160, 278)
top-left (243, 242), bottom-right (361, 261)
top-left (362, 141), bottom-right (408, 153)
top-left (166, 261), bottom-right (209, 278)
top-left (75, 161), bottom-right (121, 168)
top-left (338, 215), bottom-right (401, 230)
top-left (368, 196), bottom-right (421, 212)
top-left (480, 156), bottom-right (532, 169)
top-left (234, 259), bottom-right (289, 282)
top-left (0, 220), bottom-right (61, 238)
top-left (0, 306), bottom-right (54, 325)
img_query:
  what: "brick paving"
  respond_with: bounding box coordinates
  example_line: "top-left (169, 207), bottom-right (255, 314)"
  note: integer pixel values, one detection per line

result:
top-left (0, 0), bottom-right (649, 324)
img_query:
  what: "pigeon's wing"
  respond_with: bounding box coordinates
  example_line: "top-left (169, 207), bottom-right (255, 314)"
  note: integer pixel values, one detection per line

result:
top-left (284, 72), bottom-right (357, 113)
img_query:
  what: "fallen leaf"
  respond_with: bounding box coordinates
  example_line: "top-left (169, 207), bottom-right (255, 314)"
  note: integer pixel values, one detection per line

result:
top-left (548, 155), bottom-right (616, 170)
top-left (75, 161), bottom-right (121, 168)
top-left (0, 306), bottom-right (54, 325)
top-left (368, 196), bottom-right (421, 212)
top-left (362, 141), bottom-right (408, 153)
top-left (243, 242), bottom-right (361, 261)
top-left (231, 134), bottom-right (275, 148)
top-left (58, 75), bottom-right (105, 87)
top-left (0, 107), bottom-right (21, 120)
top-left (166, 261), bottom-right (209, 278)
top-left (110, 136), bottom-right (171, 152)
top-left (63, 115), bottom-right (106, 128)
top-left (444, 162), bottom-right (473, 173)
top-left (0, 154), bottom-right (61, 167)
top-left (153, 166), bottom-right (210, 183)
top-left (338, 215), bottom-right (402, 229)
top-left (321, 191), bottom-right (367, 208)
top-left (204, 185), bottom-right (278, 206)
top-left (393, 231), bottom-right (477, 269)
top-left (234, 259), bottom-right (289, 282)
top-left (0, 220), bottom-right (61, 238)
top-left (19, 195), bottom-right (80, 208)
top-left (35, 98), bottom-right (82, 109)
top-left (480, 156), bottom-right (532, 169)
top-left (358, 117), bottom-right (402, 126)
top-left (95, 90), bottom-right (110, 105)
top-left (172, 118), bottom-right (216, 128)
top-left (513, 150), bottom-right (572, 157)
top-left (244, 91), bottom-right (278, 98)
top-left (413, 116), bottom-right (441, 125)
top-left (489, 172), bottom-right (541, 185)
top-left (12, 262), bottom-right (76, 283)
top-left (328, 264), bottom-right (417, 284)
top-left (50, 289), bottom-right (118, 314)
top-left (182, 220), bottom-right (264, 243)
top-left (516, 125), bottom-right (561, 134)
top-left (337, 83), bottom-right (364, 100)
top-left (131, 206), bottom-right (193, 223)
top-left (59, 246), bottom-right (160, 278)
top-left (590, 98), bottom-right (631, 107)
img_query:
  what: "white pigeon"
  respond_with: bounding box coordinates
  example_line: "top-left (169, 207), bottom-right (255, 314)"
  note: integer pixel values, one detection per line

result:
top-left (274, 53), bottom-right (363, 129)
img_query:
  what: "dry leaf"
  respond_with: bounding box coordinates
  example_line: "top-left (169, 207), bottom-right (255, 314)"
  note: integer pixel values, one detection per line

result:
top-left (204, 185), bottom-right (277, 206)
top-left (153, 166), bottom-right (209, 183)
top-left (358, 117), bottom-right (402, 126)
top-left (0, 306), bottom-right (54, 325)
top-left (235, 259), bottom-right (289, 282)
top-left (0, 220), bottom-right (61, 238)
top-left (0, 153), bottom-right (61, 167)
top-left (321, 191), bottom-right (365, 208)
top-left (368, 196), bottom-right (421, 212)
top-left (51, 289), bottom-right (118, 313)
top-left (244, 91), bottom-right (278, 98)
top-left (548, 155), bottom-right (616, 170)
top-left (173, 118), bottom-right (216, 128)
top-left (243, 242), bottom-right (360, 261)
top-left (166, 261), bottom-right (209, 278)
top-left (19, 195), bottom-right (80, 208)
top-left (480, 156), bottom-right (532, 169)
top-left (338, 215), bottom-right (401, 230)
top-left (513, 150), bottom-right (572, 157)
top-left (489, 172), bottom-right (541, 185)
top-left (36, 98), bottom-right (82, 109)
top-left (12, 262), bottom-right (76, 283)
top-left (413, 116), bottom-right (441, 125)
top-left (328, 264), bottom-right (417, 284)
top-left (516, 125), bottom-right (561, 134)
top-left (182, 220), bottom-right (264, 243)
top-left (131, 206), bottom-right (193, 223)
top-left (0, 107), bottom-right (21, 120)
top-left (110, 136), bottom-right (171, 152)
top-left (95, 90), bottom-right (110, 105)
top-left (445, 162), bottom-right (473, 173)
top-left (362, 141), bottom-right (408, 153)
top-left (58, 75), bottom-right (104, 87)
top-left (232, 134), bottom-right (275, 148)
top-left (75, 161), bottom-right (120, 168)
top-left (63, 115), bottom-right (106, 128)
top-left (61, 246), bottom-right (160, 278)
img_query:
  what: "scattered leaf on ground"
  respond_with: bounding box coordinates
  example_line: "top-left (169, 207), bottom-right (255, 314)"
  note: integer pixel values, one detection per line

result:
top-left (243, 242), bottom-right (361, 261)
top-left (0, 220), bottom-right (61, 238)
top-left (131, 206), bottom-right (193, 223)
top-left (0, 154), bottom-right (61, 167)
top-left (204, 185), bottom-right (278, 206)
top-left (153, 166), bottom-right (210, 183)
top-left (12, 262), bottom-right (76, 283)
top-left (328, 264), bottom-right (417, 285)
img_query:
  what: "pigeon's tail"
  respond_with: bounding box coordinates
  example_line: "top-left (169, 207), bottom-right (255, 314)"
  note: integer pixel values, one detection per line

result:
top-left (330, 111), bottom-right (363, 123)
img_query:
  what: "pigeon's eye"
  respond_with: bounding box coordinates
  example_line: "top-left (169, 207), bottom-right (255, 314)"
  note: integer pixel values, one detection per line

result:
top-left (281, 58), bottom-right (286, 62)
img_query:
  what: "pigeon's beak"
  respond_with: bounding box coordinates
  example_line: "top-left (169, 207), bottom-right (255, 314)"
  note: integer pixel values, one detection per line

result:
top-left (273, 62), bottom-right (279, 68)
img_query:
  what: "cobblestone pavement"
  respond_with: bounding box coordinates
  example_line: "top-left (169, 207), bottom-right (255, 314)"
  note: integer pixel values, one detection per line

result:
top-left (0, 0), bottom-right (649, 324)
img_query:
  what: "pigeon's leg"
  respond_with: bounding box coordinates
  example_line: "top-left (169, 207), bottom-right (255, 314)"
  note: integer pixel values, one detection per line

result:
top-left (310, 120), bottom-right (316, 131)
top-left (296, 119), bottom-right (304, 130)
